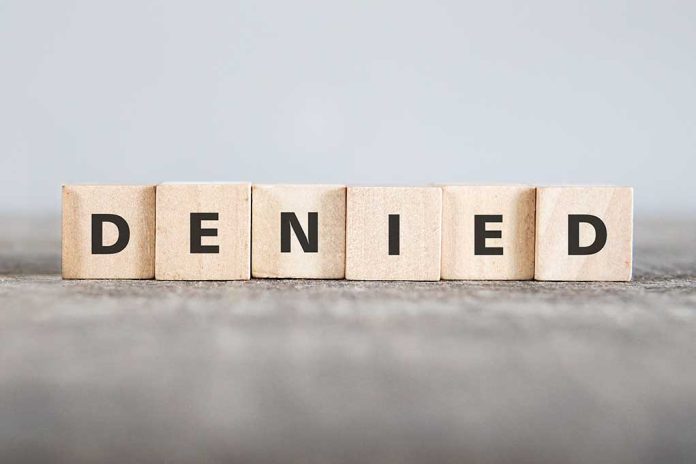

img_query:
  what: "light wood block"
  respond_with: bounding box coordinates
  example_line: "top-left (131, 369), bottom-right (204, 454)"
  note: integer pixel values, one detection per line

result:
top-left (62, 185), bottom-right (155, 279)
top-left (535, 186), bottom-right (633, 281)
top-left (345, 186), bottom-right (442, 281)
top-left (155, 183), bottom-right (251, 280)
top-left (252, 184), bottom-right (346, 279)
top-left (441, 185), bottom-right (536, 280)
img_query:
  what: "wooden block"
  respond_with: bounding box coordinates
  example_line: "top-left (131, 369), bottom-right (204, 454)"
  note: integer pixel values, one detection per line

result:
top-left (62, 185), bottom-right (155, 279)
top-left (251, 184), bottom-right (346, 279)
top-left (155, 183), bottom-right (251, 280)
top-left (535, 186), bottom-right (633, 281)
top-left (345, 186), bottom-right (442, 281)
top-left (441, 185), bottom-right (536, 280)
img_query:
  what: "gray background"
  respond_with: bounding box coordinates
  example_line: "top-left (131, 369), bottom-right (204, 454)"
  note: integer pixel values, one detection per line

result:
top-left (1, 0), bottom-right (695, 214)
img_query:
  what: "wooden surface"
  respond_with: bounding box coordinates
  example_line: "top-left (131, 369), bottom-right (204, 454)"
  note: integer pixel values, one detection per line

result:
top-left (155, 183), bottom-right (251, 280)
top-left (1, 215), bottom-right (695, 463)
top-left (535, 186), bottom-right (634, 281)
top-left (441, 185), bottom-right (536, 280)
top-left (251, 184), bottom-right (346, 279)
top-left (346, 187), bottom-right (442, 280)
top-left (62, 185), bottom-right (156, 279)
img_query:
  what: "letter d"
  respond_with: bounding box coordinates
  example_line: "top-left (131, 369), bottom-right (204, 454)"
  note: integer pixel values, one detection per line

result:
top-left (568, 214), bottom-right (607, 255)
top-left (91, 214), bottom-right (130, 254)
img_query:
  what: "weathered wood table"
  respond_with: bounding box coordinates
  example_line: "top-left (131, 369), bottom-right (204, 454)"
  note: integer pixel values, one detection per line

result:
top-left (1, 216), bottom-right (695, 463)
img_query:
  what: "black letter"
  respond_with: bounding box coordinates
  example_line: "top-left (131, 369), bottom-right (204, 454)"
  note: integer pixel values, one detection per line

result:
top-left (190, 213), bottom-right (219, 254)
top-left (568, 214), bottom-right (607, 255)
top-left (91, 214), bottom-right (130, 254)
top-left (280, 212), bottom-right (318, 252)
top-left (474, 215), bottom-right (503, 255)
top-left (388, 214), bottom-right (400, 255)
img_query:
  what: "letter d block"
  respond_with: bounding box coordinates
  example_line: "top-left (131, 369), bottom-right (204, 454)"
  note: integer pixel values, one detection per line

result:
top-left (62, 185), bottom-right (155, 279)
top-left (346, 187), bottom-right (442, 281)
top-left (535, 186), bottom-right (633, 281)
top-left (251, 184), bottom-right (346, 278)
top-left (156, 183), bottom-right (251, 280)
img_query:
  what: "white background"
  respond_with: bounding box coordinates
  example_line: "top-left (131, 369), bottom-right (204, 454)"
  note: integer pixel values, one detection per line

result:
top-left (1, 0), bottom-right (694, 214)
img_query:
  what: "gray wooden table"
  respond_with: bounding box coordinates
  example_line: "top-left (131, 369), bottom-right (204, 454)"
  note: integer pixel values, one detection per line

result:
top-left (1, 216), bottom-right (695, 463)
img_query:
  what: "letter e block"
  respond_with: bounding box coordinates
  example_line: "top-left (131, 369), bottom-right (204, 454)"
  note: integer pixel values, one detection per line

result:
top-left (251, 184), bottom-right (346, 279)
top-left (62, 185), bottom-right (155, 279)
top-left (346, 187), bottom-right (442, 281)
top-left (156, 183), bottom-right (251, 280)
top-left (535, 186), bottom-right (633, 281)
top-left (441, 185), bottom-right (536, 280)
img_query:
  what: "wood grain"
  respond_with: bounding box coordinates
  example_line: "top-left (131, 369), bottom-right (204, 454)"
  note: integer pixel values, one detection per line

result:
top-left (345, 186), bottom-right (442, 281)
top-left (62, 185), bottom-right (155, 279)
top-left (535, 186), bottom-right (633, 281)
top-left (441, 185), bottom-right (536, 280)
top-left (251, 184), bottom-right (346, 279)
top-left (155, 183), bottom-right (251, 280)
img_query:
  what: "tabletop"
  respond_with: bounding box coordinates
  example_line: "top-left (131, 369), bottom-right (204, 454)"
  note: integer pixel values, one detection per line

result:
top-left (1, 216), bottom-right (695, 463)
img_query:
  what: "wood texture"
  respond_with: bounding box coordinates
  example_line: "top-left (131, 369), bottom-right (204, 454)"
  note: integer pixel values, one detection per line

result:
top-left (252, 184), bottom-right (346, 279)
top-left (155, 183), bottom-right (251, 280)
top-left (535, 186), bottom-right (633, 281)
top-left (441, 185), bottom-right (536, 280)
top-left (345, 186), bottom-right (442, 281)
top-left (1, 216), bottom-right (696, 464)
top-left (62, 185), bottom-right (155, 279)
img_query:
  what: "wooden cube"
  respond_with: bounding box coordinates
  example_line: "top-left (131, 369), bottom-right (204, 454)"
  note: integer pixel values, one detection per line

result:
top-left (155, 183), bottom-right (251, 280)
top-left (62, 185), bottom-right (155, 279)
top-left (252, 184), bottom-right (346, 279)
top-left (441, 185), bottom-right (536, 280)
top-left (535, 186), bottom-right (633, 281)
top-left (345, 186), bottom-right (442, 281)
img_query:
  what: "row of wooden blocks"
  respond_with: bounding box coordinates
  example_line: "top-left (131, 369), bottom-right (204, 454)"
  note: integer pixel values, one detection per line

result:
top-left (62, 184), bottom-right (634, 281)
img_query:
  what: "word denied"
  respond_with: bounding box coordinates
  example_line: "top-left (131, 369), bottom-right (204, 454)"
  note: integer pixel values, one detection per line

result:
top-left (62, 184), bottom-right (633, 282)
